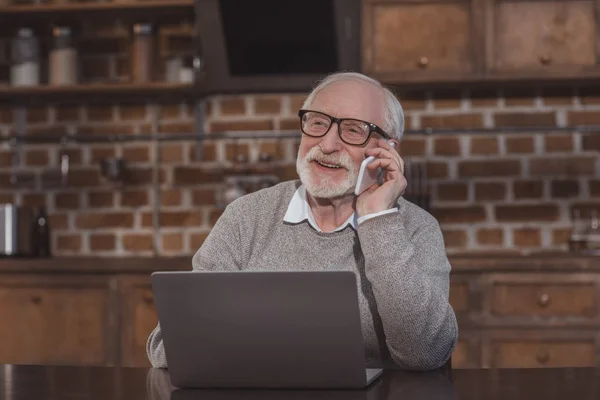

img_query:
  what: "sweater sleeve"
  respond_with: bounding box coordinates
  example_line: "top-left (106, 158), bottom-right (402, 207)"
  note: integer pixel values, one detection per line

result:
top-left (146, 203), bottom-right (243, 368)
top-left (357, 207), bottom-right (458, 371)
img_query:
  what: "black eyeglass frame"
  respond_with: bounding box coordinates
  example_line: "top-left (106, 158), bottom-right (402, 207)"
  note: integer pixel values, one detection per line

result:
top-left (297, 109), bottom-right (391, 146)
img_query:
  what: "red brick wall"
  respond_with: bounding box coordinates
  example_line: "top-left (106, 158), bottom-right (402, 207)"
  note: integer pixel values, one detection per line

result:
top-left (1, 88), bottom-right (599, 257)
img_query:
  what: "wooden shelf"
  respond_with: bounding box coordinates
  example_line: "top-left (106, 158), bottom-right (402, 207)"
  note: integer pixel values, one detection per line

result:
top-left (0, 0), bottom-right (193, 16)
top-left (0, 82), bottom-right (201, 103)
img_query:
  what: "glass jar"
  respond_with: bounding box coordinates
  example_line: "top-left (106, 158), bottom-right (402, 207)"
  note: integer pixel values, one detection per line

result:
top-left (49, 26), bottom-right (78, 85)
top-left (131, 23), bottom-right (154, 83)
top-left (10, 28), bottom-right (39, 86)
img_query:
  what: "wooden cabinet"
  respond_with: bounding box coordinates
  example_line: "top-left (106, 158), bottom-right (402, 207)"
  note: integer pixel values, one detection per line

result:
top-left (362, 0), bottom-right (486, 83)
top-left (0, 274), bottom-right (113, 366)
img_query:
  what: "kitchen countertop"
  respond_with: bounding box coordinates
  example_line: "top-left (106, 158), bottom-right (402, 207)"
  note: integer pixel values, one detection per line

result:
top-left (0, 253), bottom-right (598, 274)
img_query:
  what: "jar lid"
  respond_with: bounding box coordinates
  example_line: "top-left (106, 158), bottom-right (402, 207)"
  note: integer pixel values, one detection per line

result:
top-left (52, 26), bottom-right (72, 37)
top-left (133, 23), bottom-right (153, 35)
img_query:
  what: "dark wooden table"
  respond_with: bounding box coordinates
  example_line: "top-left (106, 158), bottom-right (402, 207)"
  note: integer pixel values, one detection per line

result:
top-left (2, 364), bottom-right (600, 400)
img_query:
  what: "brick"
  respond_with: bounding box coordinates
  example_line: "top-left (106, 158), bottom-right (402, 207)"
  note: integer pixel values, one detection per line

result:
top-left (437, 182), bottom-right (468, 202)
top-left (590, 180), bottom-right (600, 197)
top-left (254, 96), bottom-right (281, 114)
top-left (190, 232), bottom-right (209, 249)
top-left (477, 228), bottom-right (504, 246)
top-left (161, 188), bottom-right (183, 206)
top-left (22, 194), bottom-right (46, 208)
top-left (160, 211), bottom-right (203, 227)
top-left (78, 124), bottom-right (135, 135)
top-left (552, 228), bottom-right (572, 246)
top-left (397, 90), bottom-right (427, 110)
top-left (505, 136), bottom-right (535, 154)
top-left (551, 180), bottom-right (579, 198)
top-left (160, 144), bottom-right (183, 163)
top-left (470, 137), bottom-right (498, 155)
top-left (76, 212), bottom-right (134, 229)
top-left (571, 203), bottom-right (600, 218)
top-left (24, 149), bottom-right (49, 166)
top-left (174, 167), bottom-right (224, 185)
top-left (494, 112), bottom-right (555, 127)
top-left (398, 137), bottom-right (426, 157)
top-left (141, 212), bottom-right (153, 228)
top-left (122, 234), bottom-right (154, 252)
top-left (426, 162), bottom-right (449, 179)
top-left (529, 157), bottom-right (595, 176)
top-left (55, 105), bottom-right (81, 122)
top-left (55, 193), bottom-right (80, 209)
top-left (61, 149), bottom-right (83, 166)
top-left (160, 122), bottom-right (195, 134)
top-left (27, 107), bottom-right (48, 123)
top-left (121, 189), bottom-right (149, 207)
top-left (119, 103), bottom-right (147, 121)
top-left (275, 166), bottom-right (300, 182)
top-left (24, 125), bottom-right (66, 136)
top-left (495, 205), bottom-right (559, 222)
top-left (503, 87), bottom-right (536, 107)
top-left (280, 119), bottom-right (300, 130)
top-left (582, 134), bottom-right (600, 151)
top-left (0, 172), bottom-right (33, 188)
top-left (475, 182), bottom-right (506, 201)
top-left (458, 160), bottom-right (521, 177)
top-left (87, 191), bottom-right (115, 208)
top-left (569, 111), bottom-right (600, 125)
top-left (189, 142), bottom-right (217, 162)
top-left (162, 233), bottom-right (184, 252)
top-left (90, 233), bottom-right (116, 251)
top-left (421, 114), bottom-right (483, 129)
top-left (48, 213), bottom-right (69, 230)
top-left (126, 167), bottom-right (166, 186)
top-left (545, 135), bottom-right (573, 153)
top-left (514, 180), bottom-right (543, 199)
top-left (469, 88), bottom-right (499, 107)
top-left (220, 97), bottom-right (246, 116)
top-left (0, 193), bottom-right (14, 203)
top-left (67, 168), bottom-right (101, 187)
top-left (0, 108), bottom-right (12, 124)
top-left (258, 141), bottom-right (285, 162)
top-left (209, 209), bottom-right (223, 225)
top-left (431, 206), bottom-right (486, 224)
top-left (87, 105), bottom-right (114, 122)
top-left (290, 94), bottom-right (309, 111)
top-left (57, 234), bottom-right (81, 252)
top-left (90, 147), bottom-right (116, 163)
top-left (541, 87), bottom-right (574, 106)
top-left (432, 89), bottom-right (463, 109)
top-left (433, 137), bottom-right (461, 156)
top-left (513, 228), bottom-right (541, 247)
top-left (579, 86), bottom-right (600, 104)
top-left (442, 229), bottom-right (467, 248)
top-left (160, 104), bottom-right (182, 119)
top-left (210, 120), bottom-right (274, 133)
top-left (0, 151), bottom-right (11, 167)
top-left (191, 188), bottom-right (216, 206)
top-left (123, 145), bottom-right (150, 163)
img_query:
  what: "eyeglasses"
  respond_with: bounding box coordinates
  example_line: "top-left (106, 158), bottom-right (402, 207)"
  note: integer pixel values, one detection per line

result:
top-left (298, 109), bottom-right (391, 146)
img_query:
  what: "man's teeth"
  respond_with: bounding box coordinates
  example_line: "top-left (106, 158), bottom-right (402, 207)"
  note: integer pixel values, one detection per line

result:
top-left (317, 161), bottom-right (341, 169)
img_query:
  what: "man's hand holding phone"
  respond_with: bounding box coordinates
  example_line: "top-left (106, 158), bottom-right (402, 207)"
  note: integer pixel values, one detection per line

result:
top-left (355, 139), bottom-right (407, 218)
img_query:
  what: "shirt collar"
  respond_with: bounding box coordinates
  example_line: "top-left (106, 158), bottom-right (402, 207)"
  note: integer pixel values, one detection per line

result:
top-left (283, 184), bottom-right (357, 232)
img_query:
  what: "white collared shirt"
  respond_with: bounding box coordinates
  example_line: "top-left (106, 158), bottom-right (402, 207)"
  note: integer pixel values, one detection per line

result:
top-left (283, 185), bottom-right (398, 232)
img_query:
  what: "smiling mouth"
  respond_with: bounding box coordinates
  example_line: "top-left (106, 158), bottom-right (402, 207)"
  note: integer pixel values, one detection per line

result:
top-left (314, 160), bottom-right (344, 169)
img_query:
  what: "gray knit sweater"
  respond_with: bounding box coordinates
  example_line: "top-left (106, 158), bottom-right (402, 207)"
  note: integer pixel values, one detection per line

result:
top-left (147, 180), bottom-right (458, 371)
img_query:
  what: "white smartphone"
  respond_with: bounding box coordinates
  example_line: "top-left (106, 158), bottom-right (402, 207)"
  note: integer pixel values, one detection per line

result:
top-left (354, 141), bottom-right (396, 196)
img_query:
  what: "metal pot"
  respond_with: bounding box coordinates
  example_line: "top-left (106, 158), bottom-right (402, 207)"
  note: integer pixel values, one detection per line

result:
top-left (0, 204), bottom-right (34, 257)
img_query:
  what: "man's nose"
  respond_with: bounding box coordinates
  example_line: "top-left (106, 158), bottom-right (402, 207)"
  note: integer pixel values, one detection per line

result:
top-left (319, 123), bottom-right (343, 153)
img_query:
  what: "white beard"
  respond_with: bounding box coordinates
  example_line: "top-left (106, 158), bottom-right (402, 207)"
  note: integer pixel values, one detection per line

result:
top-left (296, 147), bottom-right (358, 199)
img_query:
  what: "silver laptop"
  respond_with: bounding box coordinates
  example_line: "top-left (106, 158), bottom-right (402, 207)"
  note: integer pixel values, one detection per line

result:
top-left (151, 270), bottom-right (383, 389)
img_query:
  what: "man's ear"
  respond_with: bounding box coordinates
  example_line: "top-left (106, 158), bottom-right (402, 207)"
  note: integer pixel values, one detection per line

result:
top-left (388, 139), bottom-right (400, 150)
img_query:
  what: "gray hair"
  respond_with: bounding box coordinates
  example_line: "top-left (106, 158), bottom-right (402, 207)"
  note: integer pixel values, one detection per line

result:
top-left (301, 71), bottom-right (405, 140)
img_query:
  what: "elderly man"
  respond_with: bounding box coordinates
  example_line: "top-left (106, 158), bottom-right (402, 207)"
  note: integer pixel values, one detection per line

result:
top-left (147, 71), bottom-right (458, 371)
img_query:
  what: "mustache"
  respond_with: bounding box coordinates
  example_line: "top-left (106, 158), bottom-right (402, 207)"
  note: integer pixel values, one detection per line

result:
top-left (304, 147), bottom-right (353, 170)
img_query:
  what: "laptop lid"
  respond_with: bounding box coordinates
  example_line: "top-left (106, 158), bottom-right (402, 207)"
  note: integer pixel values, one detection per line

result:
top-left (151, 270), bottom-right (371, 389)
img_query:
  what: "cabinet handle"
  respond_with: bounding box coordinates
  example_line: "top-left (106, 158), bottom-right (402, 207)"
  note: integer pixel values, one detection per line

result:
top-left (143, 294), bottom-right (154, 305)
top-left (536, 350), bottom-right (550, 365)
top-left (417, 56), bottom-right (429, 69)
top-left (539, 55), bottom-right (552, 65)
top-left (538, 293), bottom-right (551, 308)
top-left (30, 295), bottom-right (42, 304)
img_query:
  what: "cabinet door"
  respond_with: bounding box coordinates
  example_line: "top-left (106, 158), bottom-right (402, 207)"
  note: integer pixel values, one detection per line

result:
top-left (120, 277), bottom-right (158, 367)
top-left (362, 0), bottom-right (484, 82)
top-left (489, 0), bottom-right (597, 75)
top-left (0, 275), bottom-right (112, 366)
